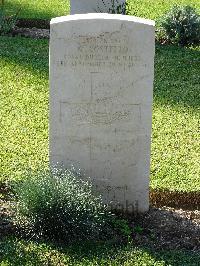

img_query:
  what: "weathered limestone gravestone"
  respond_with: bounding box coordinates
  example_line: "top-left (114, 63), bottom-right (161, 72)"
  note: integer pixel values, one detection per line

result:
top-left (70, 0), bottom-right (126, 14)
top-left (50, 13), bottom-right (155, 213)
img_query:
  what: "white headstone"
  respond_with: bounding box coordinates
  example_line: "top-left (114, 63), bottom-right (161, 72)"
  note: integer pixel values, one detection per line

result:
top-left (50, 14), bottom-right (155, 213)
top-left (70, 0), bottom-right (126, 14)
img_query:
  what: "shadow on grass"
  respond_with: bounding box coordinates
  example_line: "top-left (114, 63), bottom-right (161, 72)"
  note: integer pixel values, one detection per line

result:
top-left (150, 189), bottom-right (200, 210)
top-left (0, 36), bottom-right (48, 79)
top-left (1, 207), bottom-right (200, 265)
top-left (0, 35), bottom-right (199, 109)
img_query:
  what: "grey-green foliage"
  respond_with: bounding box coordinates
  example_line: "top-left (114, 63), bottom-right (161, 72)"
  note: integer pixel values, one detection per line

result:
top-left (98, 0), bottom-right (130, 15)
top-left (0, 8), bottom-right (18, 34)
top-left (13, 167), bottom-right (112, 242)
top-left (158, 5), bottom-right (200, 45)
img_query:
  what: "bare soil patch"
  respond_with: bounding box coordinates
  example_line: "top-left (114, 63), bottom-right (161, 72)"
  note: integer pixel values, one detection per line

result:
top-left (132, 206), bottom-right (200, 252)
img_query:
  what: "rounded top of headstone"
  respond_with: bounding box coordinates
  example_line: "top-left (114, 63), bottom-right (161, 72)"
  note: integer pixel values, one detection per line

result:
top-left (50, 13), bottom-right (155, 26)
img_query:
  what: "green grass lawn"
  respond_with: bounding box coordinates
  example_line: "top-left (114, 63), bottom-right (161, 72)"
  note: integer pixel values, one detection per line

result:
top-left (1, 237), bottom-right (200, 266)
top-left (0, 37), bottom-right (49, 182)
top-left (151, 45), bottom-right (200, 191)
top-left (1, 0), bottom-right (200, 20)
top-left (0, 36), bottom-right (199, 192)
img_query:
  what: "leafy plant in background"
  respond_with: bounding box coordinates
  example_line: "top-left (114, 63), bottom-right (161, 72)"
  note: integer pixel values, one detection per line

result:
top-left (97, 0), bottom-right (131, 15)
top-left (157, 5), bottom-right (200, 45)
top-left (0, 7), bottom-right (19, 35)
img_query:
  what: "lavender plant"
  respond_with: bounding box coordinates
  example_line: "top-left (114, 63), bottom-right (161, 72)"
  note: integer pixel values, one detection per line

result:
top-left (13, 167), bottom-right (111, 242)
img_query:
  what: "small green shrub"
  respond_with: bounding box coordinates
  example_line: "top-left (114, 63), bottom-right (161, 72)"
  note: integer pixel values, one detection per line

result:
top-left (0, 8), bottom-right (19, 35)
top-left (13, 167), bottom-right (112, 242)
top-left (158, 5), bottom-right (200, 45)
top-left (134, 225), bottom-right (143, 234)
top-left (110, 217), bottom-right (132, 237)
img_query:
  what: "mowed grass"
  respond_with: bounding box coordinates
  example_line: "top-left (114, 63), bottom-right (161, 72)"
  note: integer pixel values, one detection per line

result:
top-left (0, 36), bottom-right (199, 192)
top-left (1, 237), bottom-right (200, 266)
top-left (0, 37), bottom-right (49, 181)
top-left (151, 45), bottom-right (200, 191)
top-left (1, 0), bottom-right (200, 20)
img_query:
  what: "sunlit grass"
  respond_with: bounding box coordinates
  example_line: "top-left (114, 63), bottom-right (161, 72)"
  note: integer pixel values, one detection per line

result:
top-left (151, 45), bottom-right (200, 191)
top-left (0, 37), bottom-right (49, 181)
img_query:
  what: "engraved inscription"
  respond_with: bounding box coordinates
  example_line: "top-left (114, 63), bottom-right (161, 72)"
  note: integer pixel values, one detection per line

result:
top-left (60, 102), bottom-right (141, 126)
top-left (54, 31), bottom-right (142, 70)
top-left (61, 54), bottom-right (138, 69)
